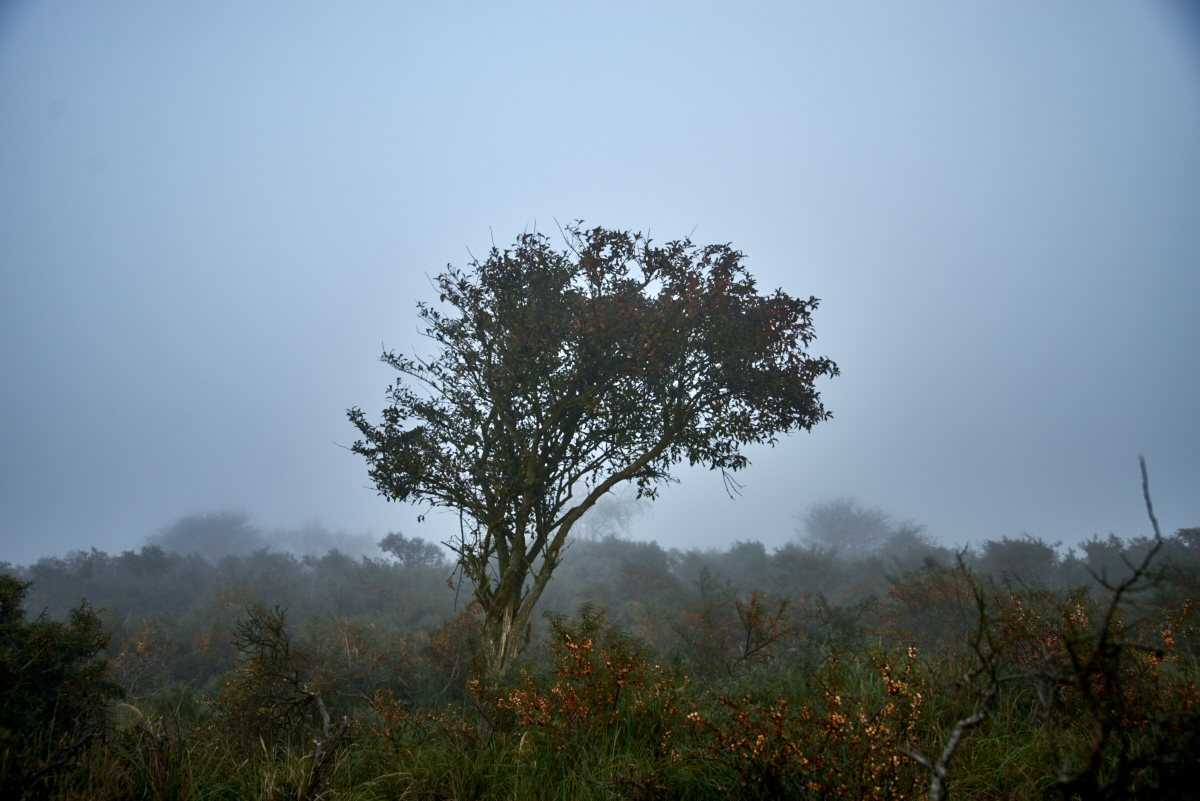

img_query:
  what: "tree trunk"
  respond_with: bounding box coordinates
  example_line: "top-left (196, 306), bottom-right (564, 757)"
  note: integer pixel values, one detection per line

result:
top-left (480, 526), bottom-right (576, 676)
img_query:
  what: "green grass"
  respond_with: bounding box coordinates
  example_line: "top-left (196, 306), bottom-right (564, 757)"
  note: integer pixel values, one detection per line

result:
top-left (17, 564), bottom-right (1200, 800)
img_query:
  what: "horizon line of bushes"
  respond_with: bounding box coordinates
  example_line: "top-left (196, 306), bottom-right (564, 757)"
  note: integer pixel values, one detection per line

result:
top-left (3, 516), bottom-right (1198, 799)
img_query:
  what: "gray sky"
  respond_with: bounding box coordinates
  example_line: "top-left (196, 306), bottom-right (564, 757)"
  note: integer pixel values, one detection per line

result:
top-left (2, 1), bottom-right (1198, 567)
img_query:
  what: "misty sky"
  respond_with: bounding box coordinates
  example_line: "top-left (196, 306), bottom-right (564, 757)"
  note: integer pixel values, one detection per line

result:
top-left (2, 2), bottom-right (1198, 567)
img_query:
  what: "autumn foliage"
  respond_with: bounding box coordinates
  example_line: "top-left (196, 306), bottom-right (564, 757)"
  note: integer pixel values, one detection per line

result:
top-left (3, 510), bottom-right (1199, 798)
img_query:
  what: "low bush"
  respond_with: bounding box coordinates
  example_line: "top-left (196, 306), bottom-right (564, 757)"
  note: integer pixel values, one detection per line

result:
top-left (0, 575), bottom-right (121, 799)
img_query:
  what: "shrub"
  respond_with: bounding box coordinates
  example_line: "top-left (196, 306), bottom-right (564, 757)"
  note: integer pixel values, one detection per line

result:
top-left (488, 606), bottom-right (683, 776)
top-left (0, 575), bottom-right (121, 798)
top-left (686, 650), bottom-right (925, 799)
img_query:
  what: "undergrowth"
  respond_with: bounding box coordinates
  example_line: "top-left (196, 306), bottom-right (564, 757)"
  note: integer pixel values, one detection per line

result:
top-left (5, 517), bottom-right (1199, 798)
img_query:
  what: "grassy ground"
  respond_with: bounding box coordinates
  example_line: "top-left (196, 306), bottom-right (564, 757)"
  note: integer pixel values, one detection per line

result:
top-left (6, 536), bottom-right (1199, 800)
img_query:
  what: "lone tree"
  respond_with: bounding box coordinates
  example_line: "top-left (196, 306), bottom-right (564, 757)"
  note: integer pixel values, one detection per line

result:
top-left (348, 224), bottom-right (838, 674)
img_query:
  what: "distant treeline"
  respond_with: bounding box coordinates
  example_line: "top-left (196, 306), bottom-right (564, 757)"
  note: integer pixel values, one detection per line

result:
top-left (5, 507), bottom-right (1197, 693)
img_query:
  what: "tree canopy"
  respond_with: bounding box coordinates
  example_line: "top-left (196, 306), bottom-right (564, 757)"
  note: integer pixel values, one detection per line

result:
top-left (348, 224), bottom-right (838, 673)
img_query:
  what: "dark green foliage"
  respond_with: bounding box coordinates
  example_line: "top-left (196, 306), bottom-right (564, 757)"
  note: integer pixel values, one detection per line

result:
top-left (349, 223), bottom-right (838, 673)
top-left (0, 575), bottom-right (120, 798)
top-left (222, 604), bottom-right (316, 743)
top-left (975, 535), bottom-right (1062, 585)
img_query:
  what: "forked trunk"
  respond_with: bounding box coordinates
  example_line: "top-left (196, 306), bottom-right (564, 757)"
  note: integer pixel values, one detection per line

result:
top-left (483, 603), bottom-right (524, 677)
top-left (480, 533), bottom-right (572, 676)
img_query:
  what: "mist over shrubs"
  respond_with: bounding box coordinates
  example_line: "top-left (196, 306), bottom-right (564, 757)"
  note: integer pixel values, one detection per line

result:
top-left (149, 511), bottom-right (383, 563)
top-left (3, 504), bottom-right (1199, 798)
top-left (7, 505), bottom-right (1196, 687)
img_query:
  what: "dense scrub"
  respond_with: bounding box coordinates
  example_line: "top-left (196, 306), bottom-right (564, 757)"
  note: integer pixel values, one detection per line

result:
top-left (2, 522), bottom-right (1198, 799)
